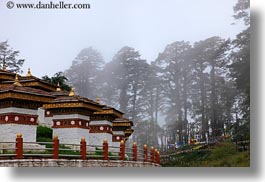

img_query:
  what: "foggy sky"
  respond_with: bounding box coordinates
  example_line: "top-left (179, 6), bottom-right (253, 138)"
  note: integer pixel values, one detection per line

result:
top-left (0, 0), bottom-right (244, 77)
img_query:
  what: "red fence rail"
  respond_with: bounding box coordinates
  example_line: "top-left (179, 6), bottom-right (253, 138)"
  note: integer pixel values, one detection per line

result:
top-left (0, 133), bottom-right (160, 165)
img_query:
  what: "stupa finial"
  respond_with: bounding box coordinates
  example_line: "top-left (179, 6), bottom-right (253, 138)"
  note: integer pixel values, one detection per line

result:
top-left (26, 68), bottom-right (32, 77)
top-left (13, 74), bottom-right (22, 86)
top-left (96, 96), bottom-right (100, 104)
top-left (69, 87), bottom-right (75, 96)
top-left (56, 82), bottom-right (62, 92)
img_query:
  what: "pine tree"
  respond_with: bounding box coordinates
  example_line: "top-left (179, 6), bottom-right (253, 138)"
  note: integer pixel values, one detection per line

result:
top-left (155, 41), bottom-right (193, 143)
top-left (64, 47), bottom-right (104, 99)
top-left (0, 41), bottom-right (24, 73)
top-left (229, 0), bottom-right (250, 140)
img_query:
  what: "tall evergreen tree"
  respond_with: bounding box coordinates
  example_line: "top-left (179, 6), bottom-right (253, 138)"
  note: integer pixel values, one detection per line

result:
top-left (0, 41), bottom-right (24, 73)
top-left (229, 0), bottom-right (250, 140)
top-left (64, 47), bottom-right (104, 99)
top-left (191, 37), bottom-right (230, 139)
top-left (155, 41), bottom-right (193, 143)
top-left (101, 46), bottom-right (154, 143)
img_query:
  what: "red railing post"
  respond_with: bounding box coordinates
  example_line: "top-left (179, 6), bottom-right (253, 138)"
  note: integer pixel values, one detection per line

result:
top-left (154, 149), bottom-right (158, 163)
top-left (80, 137), bottom-right (86, 160)
top-left (132, 142), bottom-right (137, 161)
top-left (103, 139), bottom-right (108, 160)
top-left (157, 151), bottom-right (160, 165)
top-left (150, 146), bottom-right (155, 163)
top-left (143, 144), bottom-right (148, 162)
top-left (52, 135), bottom-right (59, 159)
top-left (16, 133), bottom-right (23, 159)
top-left (120, 140), bottom-right (125, 160)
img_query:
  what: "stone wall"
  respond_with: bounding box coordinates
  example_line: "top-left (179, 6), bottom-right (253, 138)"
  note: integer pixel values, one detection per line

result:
top-left (0, 159), bottom-right (160, 167)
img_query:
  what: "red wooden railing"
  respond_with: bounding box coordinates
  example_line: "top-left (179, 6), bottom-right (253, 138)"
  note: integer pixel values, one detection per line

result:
top-left (0, 133), bottom-right (160, 165)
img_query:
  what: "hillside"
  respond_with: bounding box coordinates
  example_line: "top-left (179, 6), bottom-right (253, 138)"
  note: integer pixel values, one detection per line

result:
top-left (162, 141), bottom-right (250, 167)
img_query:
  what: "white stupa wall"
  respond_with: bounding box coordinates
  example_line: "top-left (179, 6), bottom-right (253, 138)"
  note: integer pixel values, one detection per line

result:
top-left (111, 131), bottom-right (125, 153)
top-left (37, 108), bottom-right (47, 126)
top-left (43, 117), bottom-right (53, 127)
top-left (112, 141), bottom-right (120, 148)
top-left (52, 114), bottom-right (90, 120)
top-left (0, 124), bottom-right (37, 142)
top-left (45, 114), bottom-right (90, 127)
top-left (110, 141), bottom-right (120, 153)
top-left (89, 120), bottom-right (113, 147)
top-left (51, 114), bottom-right (90, 144)
top-left (0, 107), bottom-right (37, 115)
top-left (53, 128), bottom-right (90, 145)
top-left (88, 133), bottom-right (112, 147)
top-left (0, 107), bottom-right (38, 143)
top-left (43, 112), bottom-right (91, 128)
top-left (89, 120), bottom-right (112, 126)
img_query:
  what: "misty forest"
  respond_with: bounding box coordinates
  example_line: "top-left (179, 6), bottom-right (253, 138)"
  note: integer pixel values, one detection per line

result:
top-left (0, 0), bottom-right (250, 159)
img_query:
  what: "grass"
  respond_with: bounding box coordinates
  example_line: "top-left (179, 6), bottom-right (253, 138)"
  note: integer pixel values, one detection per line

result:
top-left (162, 141), bottom-right (250, 167)
top-left (199, 141), bottom-right (250, 167)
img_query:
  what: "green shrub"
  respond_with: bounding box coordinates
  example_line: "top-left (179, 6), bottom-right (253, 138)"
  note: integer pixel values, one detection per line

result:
top-left (36, 125), bottom-right (53, 139)
top-left (36, 137), bottom-right (53, 143)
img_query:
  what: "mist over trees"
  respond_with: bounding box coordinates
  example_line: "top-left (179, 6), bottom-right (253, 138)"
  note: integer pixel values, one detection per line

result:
top-left (229, 0), bottom-right (250, 141)
top-left (61, 0), bottom-right (249, 148)
top-left (0, 0), bottom-right (249, 149)
top-left (64, 47), bottom-right (104, 99)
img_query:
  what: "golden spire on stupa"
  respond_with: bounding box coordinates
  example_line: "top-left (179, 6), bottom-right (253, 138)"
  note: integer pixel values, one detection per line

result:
top-left (69, 87), bottom-right (75, 96)
top-left (13, 74), bottom-right (22, 86)
top-left (26, 68), bottom-right (32, 77)
top-left (96, 96), bottom-right (100, 104)
top-left (56, 82), bottom-right (62, 92)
